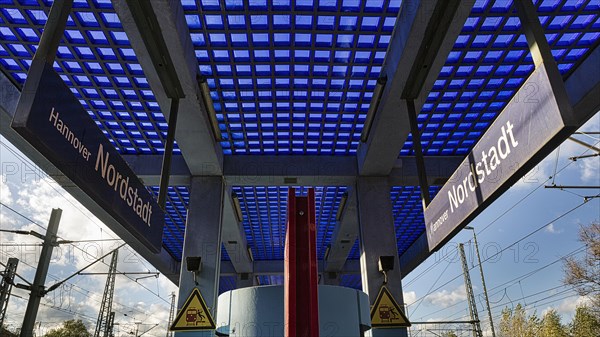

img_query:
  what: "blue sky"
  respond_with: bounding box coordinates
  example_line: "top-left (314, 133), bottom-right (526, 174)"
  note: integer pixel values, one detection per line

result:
top-left (0, 112), bottom-right (598, 336)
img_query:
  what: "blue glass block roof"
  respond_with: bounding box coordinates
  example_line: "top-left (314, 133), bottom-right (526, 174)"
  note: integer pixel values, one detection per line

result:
top-left (392, 186), bottom-right (440, 255)
top-left (219, 275), bottom-right (236, 294)
top-left (221, 243), bottom-right (231, 261)
top-left (340, 274), bottom-right (362, 290)
top-left (347, 239), bottom-right (360, 260)
top-left (232, 186), bottom-right (347, 260)
top-left (182, 0), bottom-right (401, 155)
top-left (257, 275), bottom-right (284, 286)
top-left (148, 186), bottom-right (189, 260)
top-left (346, 186), bottom-right (440, 260)
top-left (400, 0), bottom-right (600, 156)
top-left (0, 0), bottom-right (178, 155)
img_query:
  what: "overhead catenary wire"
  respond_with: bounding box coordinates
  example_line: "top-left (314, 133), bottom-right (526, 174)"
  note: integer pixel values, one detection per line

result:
top-left (404, 139), bottom-right (599, 291)
top-left (2, 250), bottom-right (146, 318)
top-left (0, 202), bottom-right (48, 232)
top-left (0, 142), bottom-right (122, 240)
top-left (0, 259), bottom-right (32, 286)
top-left (0, 204), bottom-right (166, 302)
top-left (411, 245), bottom-right (587, 320)
top-left (0, 142), bottom-right (161, 269)
top-left (1, 184), bottom-right (166, 302)
top-left (1, 247), bottom-right (169, 327)
top-left (407, 196), bottom-right (597, 308)
top-left (411, 257), bottom-right (454, 315)
top-left (421, 243), bottom-right (592, 327)
top-left (442, 286), bottom-right (579, 328)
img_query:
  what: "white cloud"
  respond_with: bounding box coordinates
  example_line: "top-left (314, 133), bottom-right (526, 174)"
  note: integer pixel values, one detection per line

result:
top-left (403, 291), bottom-right (417, 306)
top-left (544, 223), bottom-right (563, 234)
top-left (552, 295), bottom-right (591, 317)
top-left (0, 176), bottom-right (12, 204)
top-left (427, 285), bottom-right (468, 308)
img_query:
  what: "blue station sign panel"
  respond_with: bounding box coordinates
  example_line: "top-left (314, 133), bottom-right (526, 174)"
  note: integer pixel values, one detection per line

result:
top-left (12, 61), bottom-right (164, 253)
top-left (424, 65), bottom-right (576, 252)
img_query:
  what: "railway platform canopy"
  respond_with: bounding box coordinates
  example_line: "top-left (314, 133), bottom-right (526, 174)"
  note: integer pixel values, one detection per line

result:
top-left (0, 1), bottom-right (598, 334)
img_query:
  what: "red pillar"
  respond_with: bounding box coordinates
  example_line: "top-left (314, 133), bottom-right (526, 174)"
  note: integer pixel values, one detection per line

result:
top-left (284, 188), bottom-right (319, 337)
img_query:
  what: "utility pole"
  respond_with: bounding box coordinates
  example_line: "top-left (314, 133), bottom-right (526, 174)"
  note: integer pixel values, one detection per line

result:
top-left (0, 258), bottom-right (19, 327)
top-left (94, 249), bottom-right (119, 337)
top-left (459, 243), bottom-right (483, 337)
top-left (465, 227), bottom-right (496, 337)
top-left (20, 209), bottom-right (62, 337)
top-left (166, 292), bottom-right (176, 337)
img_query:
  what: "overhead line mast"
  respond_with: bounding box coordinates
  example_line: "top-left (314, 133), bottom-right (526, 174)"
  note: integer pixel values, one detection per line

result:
top-left (94, 250), bottom-right (119, 337)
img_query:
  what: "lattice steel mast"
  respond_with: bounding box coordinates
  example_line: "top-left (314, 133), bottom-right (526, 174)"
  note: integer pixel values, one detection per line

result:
top-left (166, 292), bottom-right (176, 337)
top-left (0, 258), bottom-right (19, 327)
top-left (459, 243), bottom-right (483, 337)
top-left (94, 250), bottom-right (119, 337)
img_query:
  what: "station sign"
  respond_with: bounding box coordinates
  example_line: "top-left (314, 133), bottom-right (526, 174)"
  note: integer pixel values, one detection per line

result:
top-left (424, 65), bottom-right (575, 252)
top-left (12, 60), bottom-right (164, 252)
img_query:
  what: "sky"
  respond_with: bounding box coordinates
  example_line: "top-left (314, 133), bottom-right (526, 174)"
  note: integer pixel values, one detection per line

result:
top-left (0, 112), bottom-right (598, 337)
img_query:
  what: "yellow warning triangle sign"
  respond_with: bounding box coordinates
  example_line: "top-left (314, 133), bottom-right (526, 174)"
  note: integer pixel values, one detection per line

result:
top-left (370, 286), bottom-right (411, 328)
top-left (169, 288), bottom-right (216, 331)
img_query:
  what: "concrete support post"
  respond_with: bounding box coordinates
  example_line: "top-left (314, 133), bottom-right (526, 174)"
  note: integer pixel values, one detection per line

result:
top-left (175, 177), bottom-right (224, 337)
top-left (357, 178), bottom-right (407, 337)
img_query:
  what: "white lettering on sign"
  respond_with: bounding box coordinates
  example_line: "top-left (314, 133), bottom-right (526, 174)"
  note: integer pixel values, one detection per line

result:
top-left (430, 209), bottom-right (448, 233)
top-left (446, 121), bottom-right (518, 215)
top-left (49, 107), bottom-right (153, 227)
top-left (95, 144), bottom-right (153, 227)
top-left (49, 108), bottom-right (92, 162)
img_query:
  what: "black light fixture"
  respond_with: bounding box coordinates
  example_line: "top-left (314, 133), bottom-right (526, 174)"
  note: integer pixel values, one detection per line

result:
top-left (361, 75), bottom-right (387, 143)
top-left (186, 256), bottom-right (202, 285)
top-left (197, 74), bottom-right (222, 141)
top-left (335, 192), bottom-right (348, 221)
top-left (378, 255), bottom-right (394, 284)
top-left (324, 244), bottom-right (331, 261)
top-left (232, 192), bottom-right (243, 222)
top-left (246, 246), bottom-right (254, 262)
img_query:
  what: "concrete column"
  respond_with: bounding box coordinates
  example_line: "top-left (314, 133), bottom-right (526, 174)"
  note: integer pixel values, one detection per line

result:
top-left (357, 177), bottom-right (407, 337)
top-left (175, 177), bottom-right (224, 337)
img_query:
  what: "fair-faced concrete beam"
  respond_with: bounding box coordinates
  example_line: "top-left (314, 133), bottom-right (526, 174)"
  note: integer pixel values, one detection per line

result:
top-left (221, 185), bottom-right (253, 274)
top-left (112, 0), bottom-right (223, 176)
top-left (357, 0), bottom-right (474, 176)
top-left (123, 154), bottom-right (191, 186)
top-left (324, 188), bottom-right (358, 272)
top-left (122, 155), bottom-right (463, 187)
top-left (223, 155), bottom-right (358, 186)
top-left (219, 259), bottom-right (361, 277)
